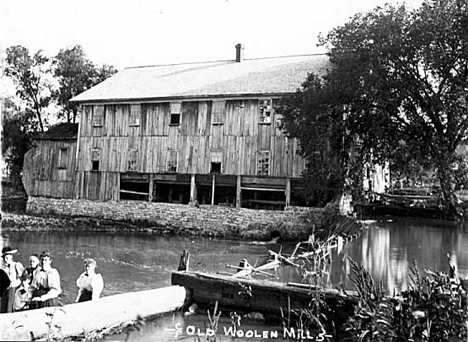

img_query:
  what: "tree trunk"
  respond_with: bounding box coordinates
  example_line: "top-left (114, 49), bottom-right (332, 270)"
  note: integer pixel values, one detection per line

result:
top-left (436, 161), bottom-right (458, 217)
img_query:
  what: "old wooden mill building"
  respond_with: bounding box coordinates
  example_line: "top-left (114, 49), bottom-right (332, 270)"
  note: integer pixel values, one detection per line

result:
top-left (23, 45), bottom-right (333, 210)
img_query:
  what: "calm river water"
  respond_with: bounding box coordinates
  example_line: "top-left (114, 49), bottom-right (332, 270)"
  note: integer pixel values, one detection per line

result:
top-left (1, 217), bottom-right (467, 341)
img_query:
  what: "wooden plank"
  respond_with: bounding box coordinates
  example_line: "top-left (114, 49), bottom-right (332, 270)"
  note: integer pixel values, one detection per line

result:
top-left (0, 286), bottom-right (186, 342)
top-left (119, 189), bottom-right (149, 196)
top-left (242, 176), bottom-right (286, 186)
top-left (241, 187), bottom-right (285, 192)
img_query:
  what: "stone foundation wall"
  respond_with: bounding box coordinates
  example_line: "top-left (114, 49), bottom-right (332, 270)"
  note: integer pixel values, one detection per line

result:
top-left (26, 197), bottom-right (325, 240)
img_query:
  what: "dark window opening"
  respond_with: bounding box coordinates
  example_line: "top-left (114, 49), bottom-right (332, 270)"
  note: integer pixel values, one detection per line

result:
top-left (170, 113), bottom-right (180, 125)
top-left (241, 189), bottom-right (285, 211)
top-left (211, 162), bottom-right (221, 173)
top-left (91, 160), bottom-right (100, 171)
top-left (120, 180), bottom-right (149, 201)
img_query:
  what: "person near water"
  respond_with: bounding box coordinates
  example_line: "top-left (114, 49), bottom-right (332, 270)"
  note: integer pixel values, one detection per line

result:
top-left (13, 272), bottom-right (34, 311)
top-left (30, 250), bottom-right (62, 309)
top-left (0, 246), bottom-right (25, 313)
top-left (75, 258), bottom-right (104, 302)
top-left (24, 254), bottom-right (40, 284)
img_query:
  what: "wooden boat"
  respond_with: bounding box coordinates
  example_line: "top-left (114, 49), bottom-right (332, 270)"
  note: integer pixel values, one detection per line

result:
top-left (0, 285), bottom-right (186, 341)
top-left (171, 270), bottom-right (357, 323)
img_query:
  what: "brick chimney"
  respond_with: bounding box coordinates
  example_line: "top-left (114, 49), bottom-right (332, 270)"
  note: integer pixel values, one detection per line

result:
top-left (235, 43), bottom-right (244, 63)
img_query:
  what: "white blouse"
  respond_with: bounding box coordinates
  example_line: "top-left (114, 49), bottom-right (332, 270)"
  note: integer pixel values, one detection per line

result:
top-left (76, 272), bottom-right (104, 300)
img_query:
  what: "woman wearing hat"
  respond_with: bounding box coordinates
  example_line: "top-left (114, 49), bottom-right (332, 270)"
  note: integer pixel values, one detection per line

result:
top-left (30, 250), bottom-right (62, 309)
top-left (0, 246), bottom-right (25, 313)
top-left (75, 258), bottom-right (104, 302)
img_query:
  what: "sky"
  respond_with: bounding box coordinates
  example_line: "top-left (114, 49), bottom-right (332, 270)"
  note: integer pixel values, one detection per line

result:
top-left (1, 0), bottom-right (423, 70)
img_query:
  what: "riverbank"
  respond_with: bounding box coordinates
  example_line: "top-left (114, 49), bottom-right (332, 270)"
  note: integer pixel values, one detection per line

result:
top-left (1, 200), bottom-right (325, 241)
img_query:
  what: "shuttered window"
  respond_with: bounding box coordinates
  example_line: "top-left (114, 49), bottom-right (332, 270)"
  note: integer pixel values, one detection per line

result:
top-left (167, 150), bottom-right (178, 172)
top-left (129, 105), bottom-right (140, 126)
top-left (58, 148), bottom-right (68, 169)
top-left (92, 106), bottom-right (104, 127)
top-left (212, 100), bottom-right (225, 124)
top-left (127, 149), bottom-right (138, 171)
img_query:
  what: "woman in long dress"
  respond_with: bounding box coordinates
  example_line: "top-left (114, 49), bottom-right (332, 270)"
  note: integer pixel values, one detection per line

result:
top-left (75, 258), bottom-right (104, 302)
top-left (30, 250), bottom-right (62, 309)
top-left (0, 246), bottom-right (24, 313)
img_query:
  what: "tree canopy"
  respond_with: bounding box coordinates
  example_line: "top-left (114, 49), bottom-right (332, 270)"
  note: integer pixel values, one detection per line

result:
top-left (2, 44), bottom-right (117, 183)
top-left (280, 0), bottom-right (468, 213)
top-left (5, 46), bottom-right (55, 133)
top-left (54, 45), bottom-right (117, 123)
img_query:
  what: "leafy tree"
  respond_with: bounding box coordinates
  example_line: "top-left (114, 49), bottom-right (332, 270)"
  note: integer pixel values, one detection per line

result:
top-left (53, 45), bottom-right (117, 123)
top-left (5, 45), bottom-right (55, 133)
top-left (280, 0), bottom-right (468, 215)
top-left (1, 98), bottom-right (37, 186)
top-left (53, 45), bottom-right (95, 123)
top-left (92, 64), bottom-right (118, 85)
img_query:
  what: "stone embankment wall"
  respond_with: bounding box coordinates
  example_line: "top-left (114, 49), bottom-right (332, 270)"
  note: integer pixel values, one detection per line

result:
top-left (24, 197), bottom-right (325, 240)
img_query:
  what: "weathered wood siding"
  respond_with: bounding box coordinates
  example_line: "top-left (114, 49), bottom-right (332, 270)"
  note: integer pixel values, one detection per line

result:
top-left (22, 140), bottom-right (77, 198)
top-left (76, 99), bottom-right (306, 199)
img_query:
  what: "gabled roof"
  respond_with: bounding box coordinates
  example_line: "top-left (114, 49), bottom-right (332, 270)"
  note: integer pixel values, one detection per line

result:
top-left (71, 54), bottom-right (331, 103)
top-left (33, 123), bottom-right (78, 140)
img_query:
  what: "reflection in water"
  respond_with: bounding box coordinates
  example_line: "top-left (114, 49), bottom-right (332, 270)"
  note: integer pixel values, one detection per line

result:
top-left (1, 218), bottom-right (468, 341)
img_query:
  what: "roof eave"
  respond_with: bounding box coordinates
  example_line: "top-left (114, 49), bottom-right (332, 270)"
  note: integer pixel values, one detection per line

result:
top-left (70, 92), bottom-right (296, 105)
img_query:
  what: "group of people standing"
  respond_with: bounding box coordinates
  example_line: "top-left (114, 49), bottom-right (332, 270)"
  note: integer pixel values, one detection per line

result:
top-left (0, 246), bottom-right (104, 313)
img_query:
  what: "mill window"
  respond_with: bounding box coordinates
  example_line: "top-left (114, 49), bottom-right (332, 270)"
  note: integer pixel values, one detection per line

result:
top-left (58, 148), bottom-right (68, 169)
top-left (210, 151), bottom-right (223, 173)
top-left (212, 100), bottom-right (225, 124)
top-left (259, 99), bottom-right (272, 124)
top-left (129, 104), bottom-right (141, 126)
top-left (257, 151), bottom-right (270, 176)
top-left (167, 150), bottom-right (178, 172)
top-left (127, 149), bottom-right (138, 171)
top-left (92, 106), bottom-right (104, 127)
top-left (91, 149), bottom-right (100, 171)
top-left (170, 102), bottom-right (181, 125)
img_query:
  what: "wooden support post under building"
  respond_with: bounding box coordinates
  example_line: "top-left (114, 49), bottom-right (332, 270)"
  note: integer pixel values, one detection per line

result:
top-left (236, 175), bottom-right (241, 208)
top-left (211, 174), bottom-right (216, 206)
top-left (148, 175), bottom-right (154, 202)
top-left (190, 174), bottom-right (196, 204)
top-left (285, 177), bottom-right (291, 208)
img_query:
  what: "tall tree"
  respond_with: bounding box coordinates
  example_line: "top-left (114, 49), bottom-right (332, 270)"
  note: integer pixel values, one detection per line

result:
top-left (54, 46), bottom-right (117, 123)
top-left (53, 45), bottom-right (95, 123)
top-left (1, 98), bottom-right (37, 185)
top-left (5, 46), bottom-right (54, 133)
top-left (280, 0), bottom-right (468, 214)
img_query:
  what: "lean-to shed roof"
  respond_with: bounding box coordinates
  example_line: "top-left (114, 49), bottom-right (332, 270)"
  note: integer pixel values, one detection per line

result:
top-left (71, 54), bottom-right (331, 103)
top-left (33, 123), bottom-right (78, 141)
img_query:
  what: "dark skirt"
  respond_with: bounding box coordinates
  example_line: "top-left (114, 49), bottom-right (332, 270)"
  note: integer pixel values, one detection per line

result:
top-left (29, 288), bottom-right (59, 310)
top-left (78, 290), bottom-right (92, 302)
top-left (0, 286), bottom-right (18, 313)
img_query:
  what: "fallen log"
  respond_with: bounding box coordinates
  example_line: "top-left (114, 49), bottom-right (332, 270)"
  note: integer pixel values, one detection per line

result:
top-left (0, 285), bottom-right (187, 341)
top-left (171, 271), bottom-right (356, 323)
